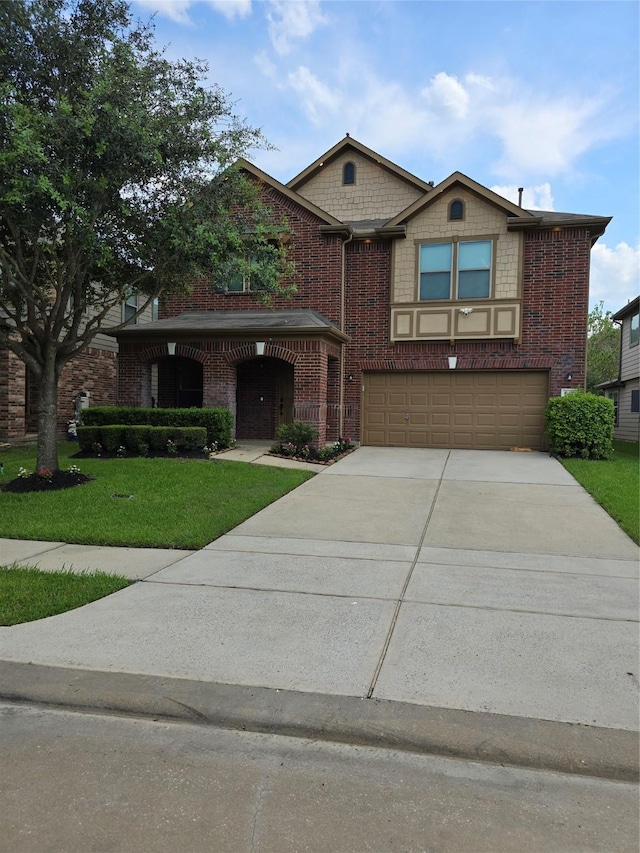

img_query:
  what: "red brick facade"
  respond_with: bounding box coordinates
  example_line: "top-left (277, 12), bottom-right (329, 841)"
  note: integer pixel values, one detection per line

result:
top-left (1, 140), bottom-right (604, 447)
top-left (0, 346), bottom-right (116, 439)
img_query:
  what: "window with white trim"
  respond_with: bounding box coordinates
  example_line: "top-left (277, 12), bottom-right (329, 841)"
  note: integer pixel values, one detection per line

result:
top-left (630, 312), bottom-right (639, 346)
top-left (419, 240), bottom-right (493, 301)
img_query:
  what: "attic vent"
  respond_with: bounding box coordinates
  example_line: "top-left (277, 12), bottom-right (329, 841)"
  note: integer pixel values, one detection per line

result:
top-left (448, 199), bottom-right (464, 221)
top-left (343, 162), bottom-right (355, 185)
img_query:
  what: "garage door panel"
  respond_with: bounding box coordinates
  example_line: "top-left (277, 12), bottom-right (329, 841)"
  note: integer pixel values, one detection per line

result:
top-left (362, 371), bottom-right (548, 450)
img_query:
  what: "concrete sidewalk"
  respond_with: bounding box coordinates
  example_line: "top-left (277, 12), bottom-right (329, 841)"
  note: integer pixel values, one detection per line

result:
top-left (1, 447), bottom-right (638, 778)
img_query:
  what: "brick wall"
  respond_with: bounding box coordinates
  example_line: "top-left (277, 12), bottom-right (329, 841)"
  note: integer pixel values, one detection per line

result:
top-left (340, 228), bottom-right (591, 439)
top-left (0, 346), bottom-right (116, 438)
top-left (160, 186), bottom-right (344, 325)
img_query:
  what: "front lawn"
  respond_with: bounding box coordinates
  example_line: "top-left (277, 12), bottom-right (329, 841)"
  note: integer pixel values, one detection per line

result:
top-left (0, 565), bottom-right (132, 626)
top-left (560, 440), bottom-right (639, 544)
top-left (0, 443), bottom-right (314, 549)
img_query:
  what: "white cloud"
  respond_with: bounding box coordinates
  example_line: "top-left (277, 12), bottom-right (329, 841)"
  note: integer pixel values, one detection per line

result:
top-left (421, 72), bottom-right (470, 119)
top-left (135, 0), bottom-right (194, 23)
top-left (255, 50), bottom-right (277, 79)
top-left (490, 183), bottom-right (555, 211)
top-left (286, 66), bottom-right (340, 124)
top-left (590, 242), bottom-right (640, 312)
top-left (135, 0), bottom-right (251, 24)
top-left (266, 0), bottom-right (327, 55)
top-left (491, 95), bottom-right (607, 179)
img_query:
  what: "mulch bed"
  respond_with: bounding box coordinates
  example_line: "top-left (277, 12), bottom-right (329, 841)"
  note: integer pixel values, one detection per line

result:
top-left (2, 471), bottom-right (94, 493)
top-left (267, 448), bottom-right (355, 466)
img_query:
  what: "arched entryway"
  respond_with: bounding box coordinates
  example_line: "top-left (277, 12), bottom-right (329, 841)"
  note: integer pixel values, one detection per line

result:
top-left (156, 356), bottom-right (204, 408)
top-left (236, 357), bottom-right (294, 440)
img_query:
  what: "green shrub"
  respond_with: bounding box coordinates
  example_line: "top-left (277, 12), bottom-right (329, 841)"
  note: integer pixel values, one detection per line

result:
top-left (275, 421), bottom-right (319, 451)
top-left (77, 425), bottom-right (207, 456)
top-left (80, 407), bottom-right (233, 446)
top-left (123, 426), bottom-right (151, 456)
top-left (100, 425), bottom-right (126, 453)
top-left (545, 391), bottom-right (614, 459)
top-left (77, 426), bottom-right (101, 452)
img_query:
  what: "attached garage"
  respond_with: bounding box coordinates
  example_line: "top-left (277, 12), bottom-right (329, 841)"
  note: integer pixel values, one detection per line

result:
top-left (362, 371), bottom-right (549, 450)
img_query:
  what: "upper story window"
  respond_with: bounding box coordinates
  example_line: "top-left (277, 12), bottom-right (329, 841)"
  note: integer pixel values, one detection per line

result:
top-left (419, 240), bottom-right (493, 301)
top-left (343, 161), bottom-right (355, 185)
top-left (448, 199), bottom-right (464, 221)
top-left (152, 297), bottom-right (159, 321)
top-left (630, 312), bottom-right (639, 346)
top-left (123, 290), bottom-right (137, 323)
top-left (227, 253), bottom-right (257, 293)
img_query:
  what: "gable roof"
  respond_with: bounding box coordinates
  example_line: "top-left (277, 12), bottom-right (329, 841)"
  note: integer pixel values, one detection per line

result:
top-left (236, 159), bottom-right (343, 227)
top-left (386, 171), bottom-right (533, 227)
top-left (287, 135), bottom-right (434, 195)
top-left (612, 295), bottom-right (639, 322)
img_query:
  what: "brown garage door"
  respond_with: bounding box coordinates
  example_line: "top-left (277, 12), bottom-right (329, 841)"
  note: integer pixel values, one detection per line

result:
top-left (362, 371), bottom-right (549, 450)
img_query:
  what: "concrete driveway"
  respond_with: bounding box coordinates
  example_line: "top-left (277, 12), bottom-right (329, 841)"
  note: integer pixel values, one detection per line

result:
top-left (1, 447), bottom-right (638, 740)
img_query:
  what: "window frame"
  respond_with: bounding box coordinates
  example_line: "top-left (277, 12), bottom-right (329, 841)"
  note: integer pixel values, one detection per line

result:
top-left (629, 312), bottom-right (639, 347)
top-left (342, 161), bottom-right (356, 185)
top-left (123, 290), bottom-right (138, 324)
top-left (417, 237), bottom-right (495, 302)
top-left (448, 199), bottom-right (465, 221)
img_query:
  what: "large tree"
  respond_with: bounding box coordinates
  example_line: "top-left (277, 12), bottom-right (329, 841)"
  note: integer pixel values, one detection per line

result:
top-left (0, 0), bottom-right (292, 471)
top-left (586, 302), bottom-right (621, 393)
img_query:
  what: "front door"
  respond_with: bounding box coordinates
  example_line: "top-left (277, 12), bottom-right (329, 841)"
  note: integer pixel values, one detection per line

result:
top-left (277, 372), bottom-right (294, 428)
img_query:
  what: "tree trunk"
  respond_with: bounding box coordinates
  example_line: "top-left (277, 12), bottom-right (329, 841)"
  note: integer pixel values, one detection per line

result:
top-left (36, 347), bottom-right (61, 472)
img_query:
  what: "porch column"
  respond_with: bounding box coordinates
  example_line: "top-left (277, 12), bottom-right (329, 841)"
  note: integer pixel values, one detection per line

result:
top-left (293, 347), bottom-right (328, 447)
top-left (203, 356), bottom-right (237, 437)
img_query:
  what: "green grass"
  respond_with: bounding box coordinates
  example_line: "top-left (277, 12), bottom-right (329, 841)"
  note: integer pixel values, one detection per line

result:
top-left (0, 442), bottom-right (314, 549)
top-left (560, 441), bottom-right (639, 544)
top-left (0, 565), bottom-right (132, 626)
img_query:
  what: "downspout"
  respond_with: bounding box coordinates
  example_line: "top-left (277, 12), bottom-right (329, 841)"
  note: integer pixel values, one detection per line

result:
top-left (339, 230), bottom-right (354, 437)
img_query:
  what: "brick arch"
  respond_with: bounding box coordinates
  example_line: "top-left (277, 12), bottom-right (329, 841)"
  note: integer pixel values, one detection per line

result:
top-left (225, 343), bottom-right (298, 366)
top-left (138, 344), bottom-right (207, 364)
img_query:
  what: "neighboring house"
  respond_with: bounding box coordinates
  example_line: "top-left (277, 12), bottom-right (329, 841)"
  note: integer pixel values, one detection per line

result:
top-left (0, 296), bottom-right (154, 439)
top-left (598, 296), bottom-right (640, 442)
top-left (1, 136), bottom-right (611, 450)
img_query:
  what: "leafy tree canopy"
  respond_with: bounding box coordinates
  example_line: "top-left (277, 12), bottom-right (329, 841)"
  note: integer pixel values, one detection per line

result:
top-left (586, 301), bottom-right (620, 393)
top-left (0, 0), bottom-right (293, 470)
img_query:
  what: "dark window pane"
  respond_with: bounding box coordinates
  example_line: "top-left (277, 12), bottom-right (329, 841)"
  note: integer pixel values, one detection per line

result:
top-left (449, 200), bottom-right (464, 220)
top-left (458, 269), bottom-right (490, 299)
top-left (420, 271), bottom-right (451, 300)
top-left (343, 162), bottom-right (355, 185)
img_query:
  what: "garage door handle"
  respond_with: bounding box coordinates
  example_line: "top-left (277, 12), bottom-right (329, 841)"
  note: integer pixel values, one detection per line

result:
top-left (404, 413), bottom-right (410, 421)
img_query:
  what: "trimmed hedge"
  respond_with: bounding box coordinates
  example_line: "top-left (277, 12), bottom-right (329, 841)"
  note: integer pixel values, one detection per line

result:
top-left (545, 391), bottom-right (614, 459)
top-left (79, 406), bottom-right (233, 446)
top-left (78, 425), bottom-right (207, 456)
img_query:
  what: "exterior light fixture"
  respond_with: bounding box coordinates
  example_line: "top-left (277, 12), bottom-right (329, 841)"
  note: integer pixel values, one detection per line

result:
top-left (256, 341), bottom-right (265, 356)
top-left (448, 356), bottom-right (458, 370)
top-left (565, 372), bottom-right (573, 381)
top-left (167, 342), bottom-right (176, 356)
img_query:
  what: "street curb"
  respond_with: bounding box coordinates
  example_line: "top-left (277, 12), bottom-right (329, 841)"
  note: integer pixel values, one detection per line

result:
top-left (1, 660), bottom-right (637, 782)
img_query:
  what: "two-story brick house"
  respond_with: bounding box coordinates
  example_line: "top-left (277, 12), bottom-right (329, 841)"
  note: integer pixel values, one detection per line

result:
top-left (110, 136), bottom-right (609, 450)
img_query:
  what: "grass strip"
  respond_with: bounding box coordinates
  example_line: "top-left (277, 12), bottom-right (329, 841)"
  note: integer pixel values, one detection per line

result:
top-left (0, 443), bottom-right (314, 549)
top-left (560, 441), bottom-right (639, 544)
top-left (0, 565), bottom-right (132, 626)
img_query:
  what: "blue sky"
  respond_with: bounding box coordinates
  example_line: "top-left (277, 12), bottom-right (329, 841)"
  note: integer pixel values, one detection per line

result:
top-left (132, 0), bottom-right (639, 312)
